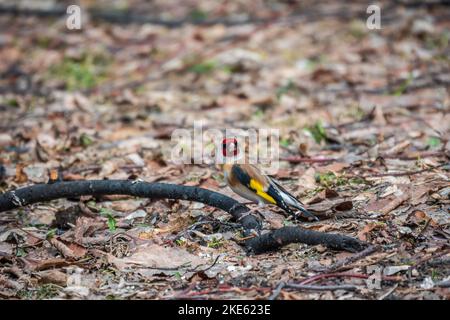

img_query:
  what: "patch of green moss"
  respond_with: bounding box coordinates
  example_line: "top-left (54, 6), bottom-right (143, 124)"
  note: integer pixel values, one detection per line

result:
top-left (49, 53), bottom-right (110, 91)
top-left (36, 284), bottom-right (61, 299)
top-left (314, 171), bottom-right (368, 188)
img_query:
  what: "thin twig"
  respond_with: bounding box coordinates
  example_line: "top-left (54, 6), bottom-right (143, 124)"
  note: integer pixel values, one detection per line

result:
top-left (363, 163), bottom-right (447, 178)
top-left (196, 254), bottom-right (222, 273)
top-left (299, 272), bottom-right (401, 285)
top-left (67, 164), bottom-right (144, 175)
top-left (378, 284), bottom-right (399, 300)
top-left (407, 248), bottom-right (450, 280)
top-left (381, 151), bottom-right (448, 161)
top-left (269, 282), bottom-right (285, 300)
top-left (285, 283), bottom-right (357, 291)
top-left (418, 218), bottom-right (432, 237)
top-left (324, 245), bottom-right (381, 272)
top-left (436, 280), bottom-right (450, 288)
top-left (281, 157), bottom-right (337, 164)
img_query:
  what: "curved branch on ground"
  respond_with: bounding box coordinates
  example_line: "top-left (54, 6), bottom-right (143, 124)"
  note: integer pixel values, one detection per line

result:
top-left (0, 180), bottom-right (366, 254)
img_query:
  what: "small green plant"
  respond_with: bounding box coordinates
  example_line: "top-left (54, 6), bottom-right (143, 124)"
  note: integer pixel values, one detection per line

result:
top-left (425, 32), bottom-right (449, 51)
top-left (190, 9), bottom-right (208, 22)
top-left (280, 137), bottom-right (291, 148)
top-left (343, 104), bottom-right (366, 121)
top-left (17, 289), bottom-right (33, 299)
top-left (86, 200), bottom-right (97, 211)
top-left (100, 208), bottom-right (117, 232)
top-left (315, 172), bottom-right (337, 187)
top-left (36, 284), bottom-right (61, 300)
top-left (253, 109), bottom-right (265, 119)
top-left (207, 237), bottom-right (223, 248)
top-left (189, 60), bottom-right (216, 74)
top-left (348, 176), bottom-right (369, 185)
top-left (36, 36), bottom-right (52, 48)
top-left (175, 239), bottom-right (186, 246)
top-left (276, 80), bottom-right (296, 100)
top-left (283, 219), bottom-right (295, 227)
top-left (211, 172), bottom-right (225, 184)
top-left (426, 136), bottom-right (441, 148)
top-left (79, 133), bottom-right (94, 148)
top-left (305, 121), bottom-right (328, 144)
top-left (46, 228), bottom-right (57, 239)
top-left (393, 73), bottom-right (413, 96)
top-left (16, 247), bottom-right (26, 257)
top-left (302, 186), bottom-right (325, 198)
top-left (349, 20), bottom-right (367, 39)
top-left (431, 269), bottom-right (439, 281)
top-left (6, 98), bottom-right (19, 108)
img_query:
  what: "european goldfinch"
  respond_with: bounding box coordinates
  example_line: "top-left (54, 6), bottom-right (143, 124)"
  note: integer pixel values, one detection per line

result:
top-left (221, 138), bottom-right (318, 221)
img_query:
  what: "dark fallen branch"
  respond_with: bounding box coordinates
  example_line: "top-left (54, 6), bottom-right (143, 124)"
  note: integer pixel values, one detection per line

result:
top-left (0, 180), bottom-right (365, 254)
top-left (0, 180), bottom-right (260, 231)
top-left (245, 226), bottom-right (365, 254)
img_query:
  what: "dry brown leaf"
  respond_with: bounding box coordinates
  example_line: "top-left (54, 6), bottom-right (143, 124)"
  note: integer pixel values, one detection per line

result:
top-left (380, 193), bottom-right (410, 215)
top-left (333, 201), bottom-right (353, 212)
top-left (259, 210), bottom-right (284, 229)
top-left (37, 269), bottom-right (68, 286)
top-left (140, 214), bottom-right (192, 239)
top-left (307, 198), bottom-right (352, 213)
top-left (308, 189), bottom-right (339, 204)
top-left (199, 177), bottom-right (220, 189)
top-left (410, 185), bottom-right (432, 205)
top-left (275, 168), bottom-right (296, 179)
top-left (365, 192), bottom-right (410, 215)
top-left (105, 127), bottom-right (146, 141)
top-left (298, 167), bottom-right (316, 190)
top-left (316, 162), bottom-right (349, 174)
top-left (14, 164), bottom-right (28, 183)
top-left (357, 222), bottom-right (380, 241)
top-left (108, 243), bottom-right (206, 271)
top-left (20, 258), bottom-right (70, 272)
top-left (49, 237), bottom-right (87, 260)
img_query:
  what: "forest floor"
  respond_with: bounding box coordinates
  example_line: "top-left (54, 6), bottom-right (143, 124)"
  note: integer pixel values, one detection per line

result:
top-left (0, 0), bottom-right (449, 299)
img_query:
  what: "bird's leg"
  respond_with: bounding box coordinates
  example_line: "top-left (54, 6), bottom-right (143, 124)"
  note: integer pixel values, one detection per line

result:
top-left (288, 210), bottom-right (319, 222)
top-left (227, 202), bottom-right (262, 238)
top-left (236, 202), bottom-right (264, 221)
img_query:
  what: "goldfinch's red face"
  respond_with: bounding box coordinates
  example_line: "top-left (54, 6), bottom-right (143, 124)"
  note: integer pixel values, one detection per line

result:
top-left (222, 138), bottom-right (238, 157)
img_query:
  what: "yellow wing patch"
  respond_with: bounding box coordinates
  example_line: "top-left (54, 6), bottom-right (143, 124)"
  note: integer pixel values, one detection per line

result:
top-left (249, 179), bottom-right (276, 204)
